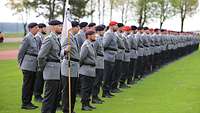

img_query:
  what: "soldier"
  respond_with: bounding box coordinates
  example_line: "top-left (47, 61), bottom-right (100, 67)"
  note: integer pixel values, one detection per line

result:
top-left (76, 22), bottom-right (88, 47)
top-left (111, 23), bottom-right (125, 93)
top-left (76, 22), bottom-right (88, 95)
top-left (92, 25), bottom-right (105, 104)
top-left (127, 25), bottom-right (138, 84)
top-left (34, 23), bottom-right (47, 102)
top-left (119, 26), bottom-right (131, 88)
top-left (18, 23), bottom-right (39, 110)
top-left (79, 30), bottom-right (97, 111)
top-left (135, 27), bottom-right (145, 80)
top-left (60, 21), bottom-right (80, 113)
top-left (102, 21), bottom-right (118, 98)
top-left (37, 20), bottom-right (63, 113)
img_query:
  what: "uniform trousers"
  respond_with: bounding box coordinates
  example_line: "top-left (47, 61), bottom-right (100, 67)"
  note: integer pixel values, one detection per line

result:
top-left (41, 80), bottom-right (60, 113)
top-left (92, 69), bottom-right (103, 99)
top-left (102, 60), bottom-right (115, 95)
top-left (34, 70), bottom-right (44, 98)
top-left (22, 70), bottom-right (36, 105)
top-left (111, 60), bottom-right (122, 90)
top-left (61, 76), bottom-right (78, 113)
top-left (80, 75), bottom-right (95, 105)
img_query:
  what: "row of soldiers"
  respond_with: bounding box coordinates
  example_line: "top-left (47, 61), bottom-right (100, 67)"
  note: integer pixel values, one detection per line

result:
top-left (17, 20), bottom-right (199, 113)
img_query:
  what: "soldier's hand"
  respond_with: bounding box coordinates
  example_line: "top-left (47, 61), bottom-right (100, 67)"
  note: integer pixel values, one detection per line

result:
top-left (64, 45), bottom-right (71, 54)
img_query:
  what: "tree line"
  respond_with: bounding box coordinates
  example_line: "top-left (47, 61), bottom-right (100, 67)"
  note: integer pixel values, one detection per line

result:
top-left (7, 0), bottom-right (198, 34)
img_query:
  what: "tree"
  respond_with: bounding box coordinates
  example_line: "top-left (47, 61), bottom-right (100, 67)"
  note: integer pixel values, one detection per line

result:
top-left (151, 0), bottom-right (176, 29)
top-left (6, 0), bottom-right (37, 36)
top-left (97, 0), bottom-right (101, 24)
top-left (32, 0), bottom-right (63, 21)
top-left (109, 0), bottom-right (115, 21)
top-left (89, 0), bottom-right (95, 22)
top-left (102, 0), bottom-right (106, 24)
top-left (69, 0), bottom-right (93, 19)
top-left (171, 0), bottom-right (198, 32)
top-left (113, 0), bottom-right (132, 23)
top-left (134, 0), bottom-right (153, 27)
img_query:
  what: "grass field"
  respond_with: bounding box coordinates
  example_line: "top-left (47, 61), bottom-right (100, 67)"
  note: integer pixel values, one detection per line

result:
top-left (0, 42), bottom-right (20, 51)
top-left (0, 51), bottom-right (200, 113)
top-left (4, 32), bottom-right (24, 38)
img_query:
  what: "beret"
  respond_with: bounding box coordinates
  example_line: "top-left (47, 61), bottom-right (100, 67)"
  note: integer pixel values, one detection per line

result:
top-left (95, 25), bottom-right (105, 31)
top-left (101, 24), bottom-right (106, 29)
top-left (109, 21), bottom-right (118, 26)
top-left (85, 30), bottom-right (96, 36)
top-left (122, 26), bottom-right (131, 31)
top-left (131, 25), bottom-right (137, 30)
top-left (28, 23), bottom-right (38, 28)
top-left (88, 22), bottom-right (96, 27)
top-left (118, 23), bottom-right (124, 28)
top-left (71, 21), bottom-right (79, 27)
top-left (154, 28), bottom-right (159, 32)
top-left (38, 23), bottom-right (46, 28)
top-left (137, 26), bottom-right (143, 30)
top-left (48, 20), bottom-right (63, 25)
top-left (143, 27), bottom-right (149, 30)
top-left (79, 22), bottom-right (88, 28)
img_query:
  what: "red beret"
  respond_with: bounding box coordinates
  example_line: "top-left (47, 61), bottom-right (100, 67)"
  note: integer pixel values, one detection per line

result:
top-left (109, 21), bottom-right (118, 26)
top-left (122, 26), bottom-right (131, 31)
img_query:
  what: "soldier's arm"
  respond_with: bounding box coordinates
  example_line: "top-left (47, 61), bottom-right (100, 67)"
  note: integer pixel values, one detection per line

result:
top-left (80, 45), bottom-right (88, 64)
top-left (37, 37), bottom-right (52, 70)
top-left (103, 33), bottom-right (112, 49)
top-left (93, 39), bottom-right (99, 51)
top-left (17, 37), bottom-right (29, 66)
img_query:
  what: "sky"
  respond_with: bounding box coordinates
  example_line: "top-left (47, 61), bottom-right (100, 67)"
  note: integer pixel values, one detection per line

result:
top-left (0, 0), bottom-right (200, 32)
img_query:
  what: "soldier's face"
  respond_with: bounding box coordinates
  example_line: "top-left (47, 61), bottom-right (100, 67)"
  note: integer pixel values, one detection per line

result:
top-left (88, 34), bottom-right (96, 42)
top-left (74, 26), bottom-right (80, 34)
top-left (55, 25), bottom-right (63, 34)
top-left (41, 27), bottom-right (47, 35)
top-left (99, 31), bottom-right (105, 36)
top-left (31, 26), bottom-right (39, 35)
top-left (113, 25), bottom-right (118, 32)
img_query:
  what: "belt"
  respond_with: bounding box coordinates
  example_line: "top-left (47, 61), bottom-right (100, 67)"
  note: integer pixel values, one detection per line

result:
top-left (67, 57), bottom-right (79, 62)
top-left (118, 47), bottom-right (125, 50)
top-left (97, 53), bottom-right (104, 57)
top-left (125, 50), bottom-right (130, 53)
top-left (105, 47), bottom-right (117, 51)
top-left (46, 59), bottom-right (60, 63)
top-left (82, 63), bottom-right (96, 67)
top-left (26, 53), bottom-right (38, 57)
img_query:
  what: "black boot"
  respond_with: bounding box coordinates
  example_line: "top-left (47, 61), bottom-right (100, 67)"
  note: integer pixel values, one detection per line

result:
top-left (81, 102), bottom-right (92, 111)
top-left (102, 91), bottom-right (112, 98)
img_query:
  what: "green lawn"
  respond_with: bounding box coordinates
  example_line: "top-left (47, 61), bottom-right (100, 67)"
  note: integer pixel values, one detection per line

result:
top-left (0, 51), bottom-right (200, 113)
top-left (0, 42), bottom-right (20, 51)
top-left (4, 32), bottom-right (24, 38)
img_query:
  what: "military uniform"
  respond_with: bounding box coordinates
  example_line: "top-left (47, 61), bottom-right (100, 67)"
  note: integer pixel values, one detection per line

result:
top-left (102, 29), bottom-right (118, 97)
top-left (111, 30), bottom-right (125, 92)
top-left (61, 29), bottom-right (80, 113)
top-left (135, 32), bottom-right (145, 79)
top-left (34, 31), bottom-right (45, 101)
top-left (120, 32), bottom-right (131, 88)
top-left (38, 30), bottom-right (62, 113)
top-left (127, 32), bottom-right (138, 84)
top-left (92, 35), bottom-right (104, 102)
top-left (79, 39), bottom-right (96, 111)
top-left (18, 29), bottom-right (39, 109)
